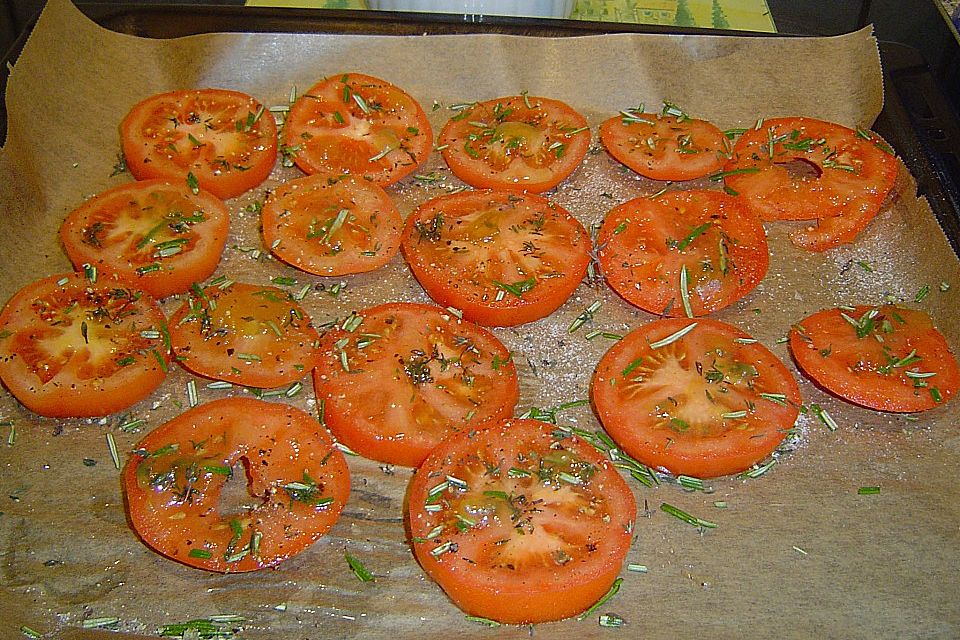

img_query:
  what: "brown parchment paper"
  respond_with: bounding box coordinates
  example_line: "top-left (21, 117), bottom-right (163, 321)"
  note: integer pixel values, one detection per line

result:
top-left (2, 1), bottom-right (959, 638)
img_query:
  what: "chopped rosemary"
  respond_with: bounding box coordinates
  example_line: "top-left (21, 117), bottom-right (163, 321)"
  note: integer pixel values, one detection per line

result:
top-left (649, 322), bottom-right (697, 349)
top-left (660, 502), bottom-right (717, 529)
top-left (345, 552), bottom-right (375, 582)
top-left (577, 578), bottom-right (623, 620)
top-left (858, 486), bottom-right (881, 495)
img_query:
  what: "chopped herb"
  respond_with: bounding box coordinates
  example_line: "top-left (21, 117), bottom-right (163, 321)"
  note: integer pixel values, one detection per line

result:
top-left (577, 578), bottom-right (622, 620)
top-left (106, 433), bottom-right (120, 470)
top-left (599, 613), bottom-right (626, 628)
top-left (858, 486), bottom-right (881, 495)
top-left (915, 284), bottom-right (931, 303)
top-left (186, 171), bottom-right (200, 195)
top-left (660, 502), bottom-right (717, 529)
top-left (465, 615), bottom-right (501, 627)
top-left (649, 322), bottom-right (697, 349)
top-left (345, 552), bottom-right (375, 582)
top-left (491, 277), bottom-right (536, 298)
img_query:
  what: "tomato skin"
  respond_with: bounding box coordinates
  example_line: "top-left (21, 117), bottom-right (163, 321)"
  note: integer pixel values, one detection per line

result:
top-left (0, 272), bottom-right (169, 417)
top-left (313, 303), bottom-right (519, 467)
top-left (120, 89), bottom-right (278, 200)
top-left (123, 397), bottom-right (350, 572)
top-left (723, 117), bottom-right (898, 251)
top-left (400, 189), bottom-right (591, 327)
top-left (599, 109), bottom-right (727, 181)
top-left (438, 95), bottom-right (591, 193)
top-left (59, 179), bottom-right (229, 299)
top-left (168, 282), bottom-right (322, 388)
top-left (282, 73), bottom-right (432, 186)
top-left (407, 417), bottom-right (636, 624)
top-left (261, 173), bottom-right (402, 276)
top-left (591, 318), bottom-right (801, 478)
top-left (790, 305), bottom-right (960, 412)
top-left (597, 190), bottom-right (768, 317)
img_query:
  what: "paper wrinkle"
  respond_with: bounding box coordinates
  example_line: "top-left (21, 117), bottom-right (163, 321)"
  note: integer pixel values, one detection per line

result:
top-left (1, 0), bottom-right (959, 638)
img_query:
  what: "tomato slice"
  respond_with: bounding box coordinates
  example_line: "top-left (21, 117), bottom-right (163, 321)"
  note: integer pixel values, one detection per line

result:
top-left (599, 106), bottom-right (728, 181)
top-left (407, 417), bottom-right (636, 624)
top-left (790, 305), bottom-right (960, 412)
top-left (597, 190), bottom-right (768, 317)
top-left (168, 282), bottom-right (322, 388)
top-left (0, 272), bottom-right (169, 417)
top-left (123, 397), bottom-right (350, 572)
top-left (400, 189), bottom-right (591, 326)
top-left (261, 173), bottom-right (402, 276)
top-left (438, 95), bottom-right (591, 193)
top-left (59, 179), bottom-right (229, 299)
top-left (591, 318), bottom-right (801, 478)
top-left (282, 73), bottom-right (432, 186)
top-left (121, 89), bottom-right (278, 200)
top-left (722, 117), bottom-right (898, 251)
top-left (313, 303), bottom-right (519, 467)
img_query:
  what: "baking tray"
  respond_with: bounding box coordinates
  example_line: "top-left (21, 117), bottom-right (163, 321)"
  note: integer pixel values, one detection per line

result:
top-left (3, 3), bottom-right (959, 255)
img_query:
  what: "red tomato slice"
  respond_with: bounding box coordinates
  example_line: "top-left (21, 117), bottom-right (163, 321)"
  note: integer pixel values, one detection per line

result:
top-left (407, 417), bottom-right (636, 624)
top-left (400, 189), bottom-right (591, 326)
top-left (282, 73), bottom-right (432, 186)
top-left (313, 303), bottom-right (519, 467)
top-left (591, 318), bottom-right (801, 478)
top-left (168, 281), bottom-right (321, 388)
top-left (120, 88), bottom-right (278, 200)
top-left (123, 397), bottom-right (350, 572)
top-left (790, 305), bottom-right (960, 412)
top-left (261, 173), bottom-right (402, 276)
top-left (438, 95), bottom-right (591, 193)
top-left (722, 117), bottom-right (898, 251)
top-left (59, 179), bottom-right (229, 299)
top-left (0, 272), bottom-right (169, 417)
top-left (599, 106), bottom-right (728, 181)
top-left (597, 190), bottom-right (768, 317)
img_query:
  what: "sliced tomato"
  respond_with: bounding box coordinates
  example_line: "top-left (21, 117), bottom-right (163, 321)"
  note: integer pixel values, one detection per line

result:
top-left (313, 303), bottom-right (519, 467)
top-left (400, 190), bottom-right (591, 326)
top-left (591, 318), bottom-right (801, 478)
top-left (59, 179), bottom-right (229, 299)
top-left (120, 88), bottom-right (278, 200)
top-left (123, 397), bottom-right (350, 572)
top-left (168, 281), bottom-right (321, 388)
top-left (597, 190), bottom-right (768, 317)
top-left (599, 105), bottom-right (727, 181)
top-left (790, 305), bottom-right (959, 412)
top-left (438, 95), bottom-right (591, 193)
top-left (260, 173), bottom-right (402, 276)
top-left (407, 417), bottom-right (636, 624)
top-left (0, 272), bottom-right (169, 417)
top-left (722, 117), bottom-right (898, 251)
top-left (282, 73), bottom-right (432, 186)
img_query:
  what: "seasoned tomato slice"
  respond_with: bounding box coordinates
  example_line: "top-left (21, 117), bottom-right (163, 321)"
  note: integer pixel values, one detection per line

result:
top-left (438, 95), bottom-right (591, 193)
top-left (261, 173), bottom-right (402, 276)
top-left (790, 305), bottom-right (959, 412)
top-left (121, 89), bottom-right (278, 200)
top-left (722, 117), bottom-right (898, 251)
top-left (59, 179), bottom-right (229, 299)
top-left (0, 272), bottom-right (169, 417)
top-left (400, 190), bottom-right (591, 326)
top-left (599, 105), bottom-right (727, 181)
top-left (591, 318), bottom-right (801, 479)
top-left (168, 282), bottom-right (321, 388)
top-left (313, 303), bottom-right (519, 467)
top-left (123, 397), bottom-right (350, 572)
top-left (597, 190), bottom-right (768, 317)
top-left (407, 417), bottom-right (636, 624)
top-left (282, 73), bottom-right (432, 185)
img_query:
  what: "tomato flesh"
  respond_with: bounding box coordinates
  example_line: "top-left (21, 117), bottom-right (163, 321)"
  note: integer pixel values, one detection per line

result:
top-left (591, 318), bottom-right (801, 478)
top-left (407, 417), bottom-right (636, 624)
top-left (400, 189), bottom-right (591, 326)
top-left (599, 108), bottom-right (727, 181)
top-left (313, 303), bottom-right (519, 467)
top-left (261, 173), bottom-right (402, 276)
top-left (0, 272), bottom-right (169, 417)
top-left (282, 73), bottom-right (432, 185)
top-left (168, 282), bottom-right (321, 388)
top-left (121, 89), bottom-right (278, 200)
top-left (438, 95), bottom-right (591, 193)
top-left (597, 190), bottom-right (768, 317)
top-left (723, 117), bottom-right (898, 251)
top-left (60, 179), bottom-right (229, 298)
top-left (790, 305), bottom-right (960, 412)
top-left (123, 397), bottom-right (350, 572)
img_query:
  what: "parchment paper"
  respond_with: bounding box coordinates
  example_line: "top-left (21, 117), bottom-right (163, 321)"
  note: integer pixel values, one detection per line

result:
top-left (2, 1), bottom-right (959, 638)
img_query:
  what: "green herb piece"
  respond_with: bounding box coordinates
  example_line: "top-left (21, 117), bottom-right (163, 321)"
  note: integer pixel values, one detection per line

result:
top-left (858, 486), bottom-right (881, 495)
top-left (679, 265), bottom-right (694, 318)
top-left (649, 322), bottom-right (697, 349)
top-left (577, 578), bottom-right (623, 620)
top-left (465, 615), bottom-right (501, 627)
top-left (82, 617), bottom-right (120, 629)
top-left (915, 284), bottom-right (931, 303)
top-left (599, 613), bottom-right (626, 628)
top-left (20, 625), bottom-right (42, 639)
top-left (568, 300), bottom-right (602, 333)
top-left (106, 433), bottom-right (120, 470)
top-left (810, 403), bottom-right (838, 431)
top-left (491, 277), bottom-right (537, 298)
top-left (189, 548), bottom-right (212, 559)
top-left (660, 502), bottom-right (717, 529)
top-left (186, 172), bottom-right (200, 195)
top-left (345, 552), bottom-right (375, 582)
top-left (675, 222), bottom-right (712, 251)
